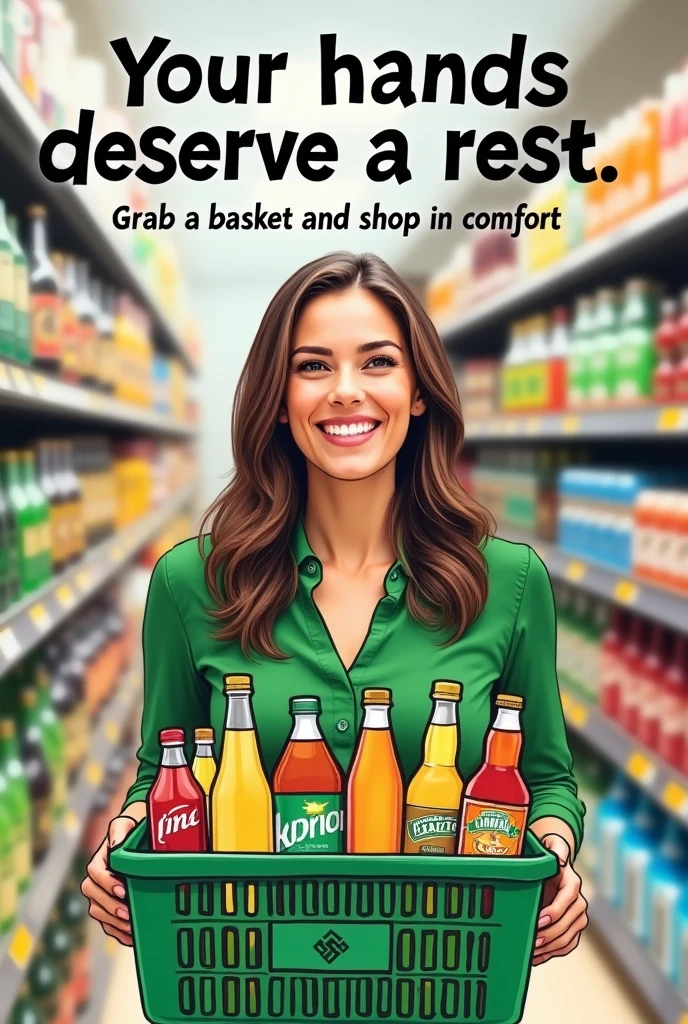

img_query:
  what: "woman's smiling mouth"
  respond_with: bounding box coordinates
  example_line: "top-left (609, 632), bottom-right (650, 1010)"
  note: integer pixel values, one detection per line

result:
top-left (316, 417), bottom-right (381, 447)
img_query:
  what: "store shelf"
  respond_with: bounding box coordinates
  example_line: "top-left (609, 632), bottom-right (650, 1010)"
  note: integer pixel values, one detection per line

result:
top-left (560, 686), bottom-right (688, 828)
top-left (0, 59), bottom-right (195, 374)
top-left (0, 358), bottom-right (196, 437)
top-left (0, 669), bottom-right (141, 1020)
top-left (79, 923), bottom-right (120, 1024)
top-left (464, 404), bottom-right (688, 442)
top-left (499, 527), bottom-right (688, 636)
top-left (589, 897), bottom-right (686, 1024)
top-left (440, 187), bottom-right (688, 350)
top-left (0, 479), bottom-right (198, 677)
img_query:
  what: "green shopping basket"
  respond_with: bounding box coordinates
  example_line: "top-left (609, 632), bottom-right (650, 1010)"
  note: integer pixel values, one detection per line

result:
top-left (110, 821), bottom-right (558, 1024)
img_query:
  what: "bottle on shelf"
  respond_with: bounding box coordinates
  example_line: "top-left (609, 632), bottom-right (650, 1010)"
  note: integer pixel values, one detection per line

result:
top-left (619, 795), bottom-right (663, 941)
top-left (73, 260), bottom-right (97, 389)
top-left (567, 295), bottom-right (594, 407)
top-left (0, 718), bottom-right (31, 895)
top-left (676, 288), bottom-right (688, 403)
top-left (647, 818), bottom-right (688, 984)
top-left (17, 686), bottom-right (53, 862)
top-left (2, 449), bottom-right (37, 595)
top-left (9, 981), bottom-right (47, 1024)
top-left (37, 441), bottom-right (66, 576)
top-left (21, 449), bottom-right (51, 587)
top-left (27, 942), bottom-right (60, 1023)
top-left (91, 277), bottom-right (114, 394)
top-left (27, 205), bottom-right (61, 376)
top-left (617, 615), bottom-right (647, 735)
top-left (0, 464), bottom-right (20, 611)
top-left (59, 874), bottom-right (91, 1014)
top-left (347, 688), bottom-right (403, 853)
top-left (53, 254), bottom-right (78, 386)
top-left (51, 636), bottom-right (88, 778)
top-left (43, 905), bottom-right (75, 1024)
top-left (7, 214), bottom-right (31, 366)
top-left (0, 754), bottom-right (18, 935)
top-left (588, 287), bottom-right (619, 405)
top-left (613, 278), bottom-right (660, 403)
top-left (637, 625), bottom-right (670, 749)
top-left (654, 298), bottom-right (680, 402)
top-left (32, 665), bottom-right (68, 820)
top-left (547, 305), bottom-right (569, 411)
top-left (0, 199), bottom-right (17, 360)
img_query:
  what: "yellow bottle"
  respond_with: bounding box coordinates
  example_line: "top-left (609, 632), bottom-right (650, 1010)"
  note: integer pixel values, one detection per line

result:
top-left (346, 688), bottom-right (403, 853)
top-left (192, 727), bottom-right (217, 810)
top-left (211, 675), bottom-right (273, 852)
top-left (404, 681), bottom-right (463, 855)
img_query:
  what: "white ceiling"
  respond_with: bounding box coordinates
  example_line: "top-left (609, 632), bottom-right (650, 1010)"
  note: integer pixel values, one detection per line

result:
top-left (86, 0), bottom-right (637, 285)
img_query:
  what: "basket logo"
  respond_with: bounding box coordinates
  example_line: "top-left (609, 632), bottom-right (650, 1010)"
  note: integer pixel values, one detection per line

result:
top-left (156, 803), bottom-right (200, 846)
top-left (467, 808), bottom-right (521, 838)
top-left (313, 929), bottom-right (349, 964)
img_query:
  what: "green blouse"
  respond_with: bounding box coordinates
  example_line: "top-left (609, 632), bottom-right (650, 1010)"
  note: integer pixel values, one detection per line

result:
top-left (124, 521), bottom-right (585, 852)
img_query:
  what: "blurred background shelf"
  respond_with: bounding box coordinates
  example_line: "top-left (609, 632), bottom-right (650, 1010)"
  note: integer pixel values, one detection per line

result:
top-left (464, 404), bottom-right (688, 442)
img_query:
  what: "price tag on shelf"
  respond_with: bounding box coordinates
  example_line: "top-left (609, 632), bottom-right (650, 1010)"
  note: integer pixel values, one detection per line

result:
top-left (105, 720), bottom-right (120, 744)
top-left (63, 809), bottom-right (80, 836)
top-left (568, 701), bottom-right (589, 729)
top-left (75, 569), bottom-right (90, 593)
top-left (30, 372), bottom-right (48, 397)
top-left (504, 418), bottom-right (519, 436)
top-left (0, 362), bottom-right (10, 389)
top-left (8, 923), bottom-right (34, 968)
top-left (29, 603), bottom-right (51, 633)
top-left (10, 366), bottom-right (33, 395)
top-left (109, 544), bottom-right (124, 563)
top-left (561, 415), bottom-right (580, 435)
top-left (662, 780), bottom-right (688, 818)
top-left (565, 560), bottom-right (587, 583)
top-left (0, 626), bottom-right (21, 662)
top-left (526, 417), bottom-right (541, 436)
top-left (657, 407), bottom-right (686, 433)
top-left (55, 583), bottom-right (75, 609)
top-left (626, 750), bottom-right (657, 786)
top-left (614, 579), bottom-right (638, 605)
top-left (88, 392), bottom-right (105, 411)
top-left (85, 760), bottom-right (104, 787)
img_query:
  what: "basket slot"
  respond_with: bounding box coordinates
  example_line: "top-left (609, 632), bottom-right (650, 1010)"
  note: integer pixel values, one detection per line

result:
top-left (244, 883), bottom-right (259, 916)
top-left (376, 977), bottom-right (393, 1018)
top-left (480, 885), bottom-right (495, 920)
top-left (396, 929), bottom-right (415, 972)
top-left (442, 931), bottom-right (460, 972)
top-left (422, 884), bottom-right (438, 918)
top-left (245, 928), bottom-right (262, 969)
top-left (379, 882), bottom-right (396, 918)
top-left (178, 977), bottom-right (194, 1016)
top-left (268, 977), bottom-right (285, 1017)
top-left (292, 977), bottom-right (319, 1018)
top-left (356, 882), bottom-right (375, 918)
top-left (355, 977), bottom-right (374, 1018)
top-left (303, 880), bottom-right (319, 917)
top-left (420, 978), bottom-right (435, 1020)
top-left (467, 885), bottom-right (476, 920)
top-left (176, 928), bottom-right (194, 970)
top-left (222, 926), bottom-right (239, 969)
top-left (198, 883), bottom-right (215, 916)
top-left (400, 883), bottom-right (416, 917)
top-left (323, 978), bottom-right (341, 1019)
top-left (175, 883), bottom-right (191, 917)
top-left (477, 932), bottom-right (491, 973)
top-left (444, 884), bottom-right (463, 919)
top-left (439, 979), bottom-right (460, 1019)
top-left (396, 978), bottom-right (415, 1019)
top-left (222, 882), bottom-right (236, 915)
top-left (420, 931), bottom-right (437, 972)
top-left (222, 976), bottom-right (240, 1017)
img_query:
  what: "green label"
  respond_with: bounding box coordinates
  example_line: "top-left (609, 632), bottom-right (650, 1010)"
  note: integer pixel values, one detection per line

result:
top-left (467, 808), bottom-right (521, 838)
top-left (270, 923), bottom-right (391, 972)
top-left (406, 811), bottom-right (457, 843)
top-left (275, 793), bottom-right (343, 853)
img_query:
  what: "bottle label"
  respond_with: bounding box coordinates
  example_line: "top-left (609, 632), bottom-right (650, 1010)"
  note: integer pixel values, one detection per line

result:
top-left (0, 841), bottom-right (16, 924)
top-left (14, 266), bottom-right (28, 315)
top-left (458, 798), bottom-right (527, 856)
top-left (275, 793), bottom-right (343, 853)
top-left (404, 805), bottom-right (458, 855)
top-left (33, 795), bottom-right (52, 858)
top-left (31, 292), bottom-right (60, 360)
top-left (0, 252), bottom-right (14, 334)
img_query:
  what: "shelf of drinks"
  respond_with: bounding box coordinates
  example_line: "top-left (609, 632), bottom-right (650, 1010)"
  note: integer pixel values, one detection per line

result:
top-left (0, 358), bottom-right (197, 437)
top-left (589, 896), bottom-right (686, 1024)
top-left (499, 526), bottom-right (688, 636)
top-left (79, 924), bottom-right (119, 1024)
top-left (439, 186), bottom-right (688, 351)
top-left (0, 478), bottom-right (198, 677)
top-left (0, 668), bottom-right (141, 1021)
top-left (0, 59), bottom-right (195, 375)
top-left (463, 404), bottom-right (688, 442)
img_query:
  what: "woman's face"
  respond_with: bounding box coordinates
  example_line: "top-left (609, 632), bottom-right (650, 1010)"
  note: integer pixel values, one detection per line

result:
top-left (279, 287), bottom-right (426, 481)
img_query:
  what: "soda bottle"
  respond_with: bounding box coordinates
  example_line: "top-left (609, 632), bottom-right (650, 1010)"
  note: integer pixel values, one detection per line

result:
top-left (0, 718), bottom-right (31, 894)
top-left (211, 675), bottom-right (273, 852)
top-left (614, 278), bottom-right (660, 402)
top-left (656, 633), bottom-right (687, 769)
top-left (17, 686), bottom-right (53, 861)
top-left (37, 441), bottom-right (65, 574)
top-left (0, 470), bottom-right (17, 611)
top-left (0, 198), bottom-right (16, 359)
top-left (60, 442), bottom-right (84, 564)
top-left (567, 295), bottom-right (594, 407)
top-left (600, 609), bottom-right (628, 719)
top-left (27, 206), bottom-right (61, 375)
top-left (2, 450), bottom-right (36, 595)
top-left (596, 774), bottom-right (637, 907)
top-left (21, 450), bottom-right (51, 586)
top-left (457, 694), bottom-right (530, 857)
top-left (0, 758), bottom-right (17, 933)
top-left (404, 681), bottom-right (463, 855)
top-left (654, 298), bottom-right (680, 402)
top-left (7, 214), bottom-right (31, 365)
top-left (347, 688), bottom-right (403, 854)
top-left (10, 982), bottom-right (46, 1024)
top-left (33, 668), bottom-right (68, 819)
top-left (192, 727), bottom-right (216, 803)
top-left (637, 625), bottom-right (670, 748)
top-left (675, 289), bottom-right (688, 402)
top-left (588, 287), bottom-right (620, 404)
top-left (28, 942), bottom-right (60, 1022)
top-left (74, 261), bottom-right (97, 389)
top-left (148, 728), bottom-right (208, 852)
top-left (59, 877), bottom-right (90, 1013)
top-left (58, 256), bottom-right (80, 385)
top-left (618, 616), bottom-right (648, 736)
top-left (273, 696), bottom-right (343, 854)
top-left (44, 905), bottom-right (75, 1024)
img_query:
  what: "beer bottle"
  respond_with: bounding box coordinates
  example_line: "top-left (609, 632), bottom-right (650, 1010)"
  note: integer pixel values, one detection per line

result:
top-left (147, 728), bottom-right (208, 852)
top-left (2, 450), bottom-right (36, 595)
top-left (28, 942), bottom-right (59, 1022)
top-left (0, 756), bottom-right (17, 933)
top-left (44, 905), bottom-right (75, 1024)
top-left (457, 694), bottom-right (531, 857)
top-left (0, 470), bottom-right (19, 610)
top-left (61, 442), bottom-right (84, 563)
top-left (0, 718), bottom-right (31, 894)
top-left (33, 665), bottom-right (68, 819)
top-left (27, 205), bottom-right (61, 375)
top-left (74, 261), bottom-right (97, 388)
top-left (347, 688), bottom-right (403, 854)
top-left (7, 215), bottom-right (31, 366)
top-left (0, 199), bottom-right (16, 359)
top-left (18, 686), bottom-right (53, 861)
top-left (10, 981), bottom-right (46, 1024)
top-left (192, 727), bottom-right (216, 802)
top-left (211, 674), bottom-right (273, 852)
top-left (21, 450), bottom-right (51, 586)
top-left (53, 642), bottom-right (88, 776)
top-left (37, 441), bottom-right (65, 574)
top-left (59, 877), bottom-right (91, 1013)
top-left (404, 681), bottom-right (463, 856)
top-left (273, 696), bottom-right (343, 854)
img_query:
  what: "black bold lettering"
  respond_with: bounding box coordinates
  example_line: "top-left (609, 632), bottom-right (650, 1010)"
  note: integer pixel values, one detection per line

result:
top-left (366, 130), bottom-right (411, 183)
top-left (257, 52), bottom-right (289, 102)
top-left (109, 36), bottom-right (170, 106)
top-left (476, 131), bottom-right (518, 180)
top-left (372, 50), bottom-right (416, 107)
top-left (208, 56), bottom-right (250, 103)
top-left (157, 54), bottom-right (202, 103)
top-left (94, 131), bottom-right (136, 181)
top-left (471, 33), bottom-right (526, 109)
top-left (445, 130), bottom-right (476, 180)
top-left (422, 54), bottom-right (466, 103)
top-left (296, 133), bottom-right (338, 181)
top-left (320, 33), bottom-right (364, 104)
top-left (39, 108), bottom-right (94, 184)
top-left (519, 125), bottom-right (560, 183)
top-left (178, 132), bottom-right (220, 180)
top-left (135, 126), bottom-right (177, 184)
top-left (526, 52), bottom-right (568, 107)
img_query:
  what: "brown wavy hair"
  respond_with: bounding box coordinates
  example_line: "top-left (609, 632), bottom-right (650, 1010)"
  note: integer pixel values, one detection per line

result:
top-left (199, 251), bottom-right (495, 659)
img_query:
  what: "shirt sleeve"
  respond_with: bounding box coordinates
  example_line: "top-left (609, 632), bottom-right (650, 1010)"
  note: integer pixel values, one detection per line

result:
top-left (122, 551), bottom-right (210, 810)
top-left (501, 546), bottom-right (585, 854)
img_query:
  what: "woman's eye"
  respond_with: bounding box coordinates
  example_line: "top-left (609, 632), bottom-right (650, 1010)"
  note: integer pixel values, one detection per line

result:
top-left (296, 359), bottom-right (330, 372)
top-left (364, 355), bottom-right (397, 369)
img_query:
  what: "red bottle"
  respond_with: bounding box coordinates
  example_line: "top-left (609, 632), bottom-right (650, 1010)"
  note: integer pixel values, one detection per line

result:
top-left (600, 608), bottom-right (628, 719)
top-left (147, 728), bottom-right (208, 851)
top-left (658, 635), bottom-right (688, 770)
top-left (675, 289), bottom-right (688, 402)
top-left (618, 616), bottom-right (647, 735)
top-left (654, 298), bottom-right (679, 402)
top-left (637, 625), bottom-right (669, 749)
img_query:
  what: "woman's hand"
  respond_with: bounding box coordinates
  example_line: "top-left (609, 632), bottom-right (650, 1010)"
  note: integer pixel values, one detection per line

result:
top-left (532, 833), bottom-right (588, 966)
top-left (81, 811), bottom-right (143, 947)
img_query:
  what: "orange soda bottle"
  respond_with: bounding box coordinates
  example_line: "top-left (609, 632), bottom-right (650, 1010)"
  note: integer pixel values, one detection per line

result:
top-left (347, 689), bottom-right (403, 853)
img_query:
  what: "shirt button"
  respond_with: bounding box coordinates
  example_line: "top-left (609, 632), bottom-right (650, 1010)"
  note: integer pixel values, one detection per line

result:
top-left (336, 719), bottom-right (349, 733)
top-left (390, 570), bottom-right (398, 582)
top-left (307, 561), bottom-right (317, 574)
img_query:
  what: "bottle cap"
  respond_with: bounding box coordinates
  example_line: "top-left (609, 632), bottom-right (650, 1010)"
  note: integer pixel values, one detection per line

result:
top-left (495, 694), bottom-right (524, 710)
top-left (0, 718), bottom-right (14, 739)
top-left (432, 680), bottom-right (462, 701)
top-left (159, 728), bottom-right (185, 745)
top-left (20, 688), bottom-right (37, 707)
top-left (223, 674), bottom-right (252, 693)
top-left (290, 696), bottom-right (320, 714)
top-left (194, 727), bottom-right (214, 742)
top-left (362, 688), bottom-right (391, 706)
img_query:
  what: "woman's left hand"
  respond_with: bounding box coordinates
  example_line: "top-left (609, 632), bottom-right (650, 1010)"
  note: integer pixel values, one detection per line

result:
top-left (532, 834), bottom-right (588, 966)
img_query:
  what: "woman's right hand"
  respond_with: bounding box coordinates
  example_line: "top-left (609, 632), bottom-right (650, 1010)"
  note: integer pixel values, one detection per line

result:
top-left (81, 810), bottom-right (143, 947)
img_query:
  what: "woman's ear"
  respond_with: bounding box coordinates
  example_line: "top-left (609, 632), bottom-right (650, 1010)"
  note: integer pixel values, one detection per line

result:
top-left (411, 389), bottom-right (426, 417)
top-left (278, 405), bottom-right (289, 424)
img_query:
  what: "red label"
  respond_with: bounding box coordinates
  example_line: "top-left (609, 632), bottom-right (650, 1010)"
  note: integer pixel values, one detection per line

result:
top-left (31, 293), bottom-right (61, 360)
top-left (149, 797), bottom-right (207, 851)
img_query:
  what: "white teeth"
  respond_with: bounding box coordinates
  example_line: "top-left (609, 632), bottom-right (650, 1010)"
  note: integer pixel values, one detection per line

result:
top-left (322, 421), bottom-right (376, 436)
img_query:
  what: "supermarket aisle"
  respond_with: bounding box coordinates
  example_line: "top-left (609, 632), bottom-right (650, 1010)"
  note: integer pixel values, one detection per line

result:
top-left (100, 927), bottom-right (652, 1024)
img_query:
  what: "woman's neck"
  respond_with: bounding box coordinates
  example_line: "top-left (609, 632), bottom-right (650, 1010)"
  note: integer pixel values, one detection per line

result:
top-left (303, 461), bottom-right (397, 573)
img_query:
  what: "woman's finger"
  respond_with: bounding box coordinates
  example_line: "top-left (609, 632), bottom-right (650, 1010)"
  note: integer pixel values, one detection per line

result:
top-left (81, 875), bottom-right (131, 924)
top-left (536, 893), bottom-right (587, 948)
top-left (87, 900), bottom-right (132, 935)
top-left (532, 933), bottom-right (580, 966)
top-left (102, 921), bottom-right (134, 948)
top-left (535, 909), bottom-right (587, 959)
top-left (538, 866), bottom-right (582, 926)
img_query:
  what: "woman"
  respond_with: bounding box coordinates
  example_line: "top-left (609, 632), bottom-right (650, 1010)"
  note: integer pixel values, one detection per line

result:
top-left (82, 251), bottom-right (587, 967)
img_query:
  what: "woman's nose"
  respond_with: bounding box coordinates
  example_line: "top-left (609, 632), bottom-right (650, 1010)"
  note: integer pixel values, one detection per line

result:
top-left (328, 366), bottom-right (365, 406)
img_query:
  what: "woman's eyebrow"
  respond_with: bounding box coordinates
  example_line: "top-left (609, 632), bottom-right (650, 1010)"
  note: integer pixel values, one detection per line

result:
top-left (291, 340), bottom-right (402, 357)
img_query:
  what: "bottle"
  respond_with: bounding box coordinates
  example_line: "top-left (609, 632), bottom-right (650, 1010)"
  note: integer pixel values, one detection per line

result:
top-left (44, 906), bottom-right (75, 1024)
top-left (347, 688), bottom-right (403, 854)
top-left (59, 879), bottom-right (90, 1013)
top-left (619, 796), bottom-right (663, 940)
top-left (6, 215), bottom-right (30, 365)
top-left (654, 298), bottom-right (680, 402)
top-left (64, 442), bottom-right (84, 563)
top-left (18, 686), bottom-right (53, 861)
top-left (27, 206), bottom-right (61, 375)
top-left (588, 288), bottom-right (619, 404)
top-left (595, 774), bottom-right (637, 907)
top-left (0, 199), bottom-right (16, 359)
top-left (74, 261), bottom-right (97, 388)
top-left (675, 289), bottom-right (688, 403)
top-left (0, 758), bottom-right (17, 934)
top-left (0, 470), bottom-right (17, 611)
top-left (403, 681), bottom-right (463, 855)
top-left (0, 718), bottom-right (31, 894)
top-left (647, 819), bottom-right (688, 982)
top-left (10, 982), bottom-right (46, 1024)
top-left (2, 450), bottom-right (36, 594)
top-left (37, 441), bottom-right (65, 575)
top-left (273, 696), bottom-right (343, 854)
top-left (567, 295), bottom-right (594, 407)
top-left (657, 633), bottom-right (688, 770)
top-left (191, 727), bottom-right (216, 804)
top-left (21, 450), bottom-right (51, 586)
top-left (614, 278), bottom-right (659, 402)
top-left (617, 615), bottom-right (647, 736)
top-left (28, 943), bottom-right (59, 1023)
top-left (58, 256), bottom-right (80, 385)
top-left (90, 278), bottom-right (112, 393)
top-left (33, 670), bottom-right (68, 820)
top-left (637, 625), bottom-right (669, 749)
top-left (457, 694), bottom-right (530, 857)
top-left (211, 675), bottom-right (273, 852)
top-left (148, 728), bottom-right (208, 852)
top-left (100, 285), bottom-right (116, 395)
top-left (547, 305), bottom-right (569, 411)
